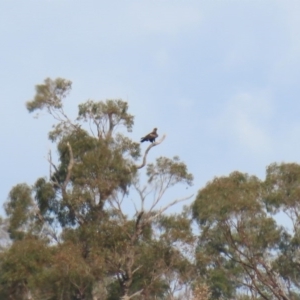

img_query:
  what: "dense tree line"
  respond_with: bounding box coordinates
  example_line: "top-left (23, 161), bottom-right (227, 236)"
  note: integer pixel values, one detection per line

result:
top-left (0, 78), bottom-right (300, 299)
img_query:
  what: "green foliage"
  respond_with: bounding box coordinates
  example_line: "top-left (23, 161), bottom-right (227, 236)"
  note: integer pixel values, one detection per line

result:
top-left (147, 156), bottom-right (194, 187)
top-left (263, 163), bottom-right (300, 294)
top-left (193, 171), bottom-right (262, 226)
top-left (35, 242), bottom-right (96, 299)
top-left (26, 77), bottom-right (72, 113)
top-left (5, 184), bottom-right (34, 240)
top-left (193, 167), bottom-right (300, 299)
top-left (78, 99), bottom-right (134, 135)
top-left (158, 214), bottom-right (195, 246)
top-left (34, 178), bottom-right (56, 216)
top-left (0, 237), bottom-right (52, 299)
top-left (264, 162), bottom-right (300, 213)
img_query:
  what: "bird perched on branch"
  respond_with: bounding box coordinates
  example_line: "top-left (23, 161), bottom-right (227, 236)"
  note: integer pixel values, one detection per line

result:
top-left (141, 128), bottom-right (158, 143)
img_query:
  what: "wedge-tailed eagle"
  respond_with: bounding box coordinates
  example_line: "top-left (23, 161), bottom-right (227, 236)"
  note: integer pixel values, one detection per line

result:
top-left (141, 128), bottom-right (158, 143)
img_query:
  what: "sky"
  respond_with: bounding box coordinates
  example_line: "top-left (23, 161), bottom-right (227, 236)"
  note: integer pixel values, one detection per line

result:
top-left (1, 0), bottom-right (300, 217)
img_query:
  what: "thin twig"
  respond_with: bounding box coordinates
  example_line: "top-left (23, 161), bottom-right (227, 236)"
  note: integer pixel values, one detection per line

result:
top-left (126, 289), bottom-right (144, 300)
top-left (62, 142), bottom-right (74, 191)
top-left (148, 194), bottom-right (194, 222)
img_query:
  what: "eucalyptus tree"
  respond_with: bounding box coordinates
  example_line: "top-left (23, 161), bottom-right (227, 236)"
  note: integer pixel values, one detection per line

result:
top-left (1, 78), bottom-right (195, 300)
top-left (192, 167), bottom-right (300, 300)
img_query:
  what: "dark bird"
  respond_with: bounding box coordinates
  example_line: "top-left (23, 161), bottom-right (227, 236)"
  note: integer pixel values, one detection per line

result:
top-left (141, 128), bottom-right (158, 143)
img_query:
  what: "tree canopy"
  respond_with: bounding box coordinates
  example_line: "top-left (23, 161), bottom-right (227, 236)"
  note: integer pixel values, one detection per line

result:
top-left (1, 78), bottom-right (300, 300)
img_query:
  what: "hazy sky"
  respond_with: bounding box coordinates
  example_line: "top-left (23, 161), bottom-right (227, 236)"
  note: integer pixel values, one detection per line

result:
top-left (1, 0), bottom-right (300, 215)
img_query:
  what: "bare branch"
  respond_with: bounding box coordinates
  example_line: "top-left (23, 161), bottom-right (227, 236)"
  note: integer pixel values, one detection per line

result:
top-left (47, 142), bottom-right (75, 191)
top-left (124, 289), bottom-right (144, 300)
top-left (148, 194), bottom-right (194, 222)
top-left (107, 113), bottom-right (114, 138)
top-left (48, 149), bottom-right (52, 179)
top-left (47, 142), bottom-right (84, 225)
top-left (149, 176), bottom-right (173, 212)
top-left (136, 210), bottom-right (144, 222)
top-left (133, 183), bottom-right (149, 211)
top-left (135, 134), bottom-right (166, 169)
top-left (47, 151), bottom-right (60, 187)
top-left (108, 194), bottom-right (127, 222)
top-left (131, 198), bottom-right (139, 214)
top-left (62, 142), bottom-right (74, 191)
top-left (47, 151), bottom-right (59, 174)
top-left (132, 265), bottom-right (143, 275)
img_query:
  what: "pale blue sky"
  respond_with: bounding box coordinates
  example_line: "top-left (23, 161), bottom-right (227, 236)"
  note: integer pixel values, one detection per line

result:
top-left (1, 0), bottom-right (300, 215)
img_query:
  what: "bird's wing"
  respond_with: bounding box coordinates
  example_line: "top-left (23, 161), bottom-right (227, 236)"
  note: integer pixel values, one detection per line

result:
top-left (150, 132), bottom-right (158, 138)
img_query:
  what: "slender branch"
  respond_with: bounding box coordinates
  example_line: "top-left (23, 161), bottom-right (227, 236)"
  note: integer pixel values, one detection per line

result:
top-left (107, 113), bottom-right (114, 138)
top-left (131, 198), bottom-right (139, 214)
top-left (148, 194), bottom-right (194, 222)
top-left (51, 142), bottom-right (84, 225)
top-left (134, 186), bottom-right (145, 211)
top-left (243, 267), bottom-right (270, 300)
top-left (47, 152), bottom-right (60, 187)
top-left (121, 289), bottom-right (144, 300)
top-left (49, 150), bottom-right (52, 179)
top-left (62, 142), bottom-right (74, 191)
top-left (150, 175), bottom-right (173, 212)
top-left (132, 265), bottom-right (143, 275)
top-left (135, 211), bottom-right (144, 230)
top-left (108, 194), bottom-right (127, 222)
top-left (223, 226), bottom-right (289, 300)
top-left (135, 135), bottom-right (166, 169)
top-left (47, 151), bottom-right (59, 174)
top-left (128, 289), bottom-right (144, 299)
